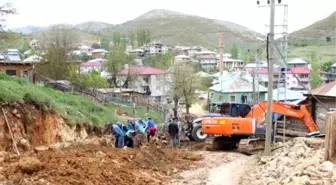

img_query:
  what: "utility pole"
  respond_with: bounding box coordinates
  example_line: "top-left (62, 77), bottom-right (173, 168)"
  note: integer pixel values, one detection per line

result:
top-left (218, 33), bottom-right (224, 101)
top-left (265, 0), bottom-right (275, 156)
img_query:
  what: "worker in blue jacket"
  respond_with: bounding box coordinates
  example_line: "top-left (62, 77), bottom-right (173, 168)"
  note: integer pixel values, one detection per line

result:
top-left (111, 123), bottom-right (124, 148)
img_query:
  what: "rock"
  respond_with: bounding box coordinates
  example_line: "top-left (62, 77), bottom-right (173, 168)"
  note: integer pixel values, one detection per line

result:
top-left (319, 161), bottom-right (335, 172)
top-left (19, 139), bottom-right (31, 151)
top-left (15, 114), bottom-right (21, 118)
top-left (0, 151), bottom-right (8, 158)
top-left (34, 146), bottom-right (49, 153)
top-left (11, 109), bottom-right (18, 114)
top-left (0, 157), bottom-right (4, 163)
top-left (18, 157), bottom-right (42, 174)
top-left (96, 151), bottom-right (106, 157)
top-left (0, 174), bottom-right (5, 181)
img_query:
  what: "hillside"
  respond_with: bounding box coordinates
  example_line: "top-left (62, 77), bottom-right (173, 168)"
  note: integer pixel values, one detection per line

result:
top-left (11, 9), bottom-right (264, 50)
top-left (0, 74), bottom-right (162, 125)
top-left (288, 11), bottom-right (336, 46)
top-left (101, 9), bottom-right (264, 49)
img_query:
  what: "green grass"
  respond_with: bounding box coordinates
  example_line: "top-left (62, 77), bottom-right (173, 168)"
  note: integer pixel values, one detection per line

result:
top-left (288, 45), bottom-right (336, 61)
top-left (0, 74), bottom-right (162, 126)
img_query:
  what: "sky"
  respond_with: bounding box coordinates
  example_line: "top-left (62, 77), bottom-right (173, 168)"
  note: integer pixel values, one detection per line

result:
top-left (3, 0), bottom-right (336, 34)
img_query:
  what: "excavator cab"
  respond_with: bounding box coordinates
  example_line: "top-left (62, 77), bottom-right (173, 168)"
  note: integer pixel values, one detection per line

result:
top-left (209, 102), bottom-right (251, 117)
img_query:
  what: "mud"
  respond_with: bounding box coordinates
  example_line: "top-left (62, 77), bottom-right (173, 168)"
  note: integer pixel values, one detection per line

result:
top-left (0, 145), bottom-right (202, 185)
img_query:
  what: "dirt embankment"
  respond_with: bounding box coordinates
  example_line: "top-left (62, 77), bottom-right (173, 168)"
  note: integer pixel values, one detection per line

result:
top-left (0, 101), bottom-right (103, 153)
top-left (0, 145), bottom-right (202, 185)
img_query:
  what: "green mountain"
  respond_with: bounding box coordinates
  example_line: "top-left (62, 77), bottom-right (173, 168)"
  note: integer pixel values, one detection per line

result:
top-left (287, 11), bottom-right (336, 59)
top-left (100, 9), bottom-right (265, 50)
top-left (288, 11), bottom-right (336, 46)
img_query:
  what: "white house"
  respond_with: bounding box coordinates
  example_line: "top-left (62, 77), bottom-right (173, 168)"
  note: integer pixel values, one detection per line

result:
top-left (92, 49), bottom-right (109, 57)
top-left (146, 42), bottom-right (165, 56)
top-left (80, 61), bottom-right (102, 73)
top-left (286, 67), bottom-right (310, 90)
top-left (196, 51), bottom-right (217, 69)
top-left (244, 61), bottom-right (280, 69)
top-left (287, 58), bottom-right (308, 68)
top-left (119, 66), bottom-right (169, 102)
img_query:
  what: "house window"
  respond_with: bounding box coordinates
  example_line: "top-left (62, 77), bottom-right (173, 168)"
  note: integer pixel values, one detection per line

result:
top-left (229, 95), bottom-right (236, 103)
top-left (6, 70), bottom-right (17, 76)
top-left (143, 76), bottom-right (149, 83)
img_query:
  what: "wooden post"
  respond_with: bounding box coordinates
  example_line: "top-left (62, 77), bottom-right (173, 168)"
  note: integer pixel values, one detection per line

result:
top-left (324, 112), bottom-right (336, 162)
top-left (2, 108), bottom-right (20, 155)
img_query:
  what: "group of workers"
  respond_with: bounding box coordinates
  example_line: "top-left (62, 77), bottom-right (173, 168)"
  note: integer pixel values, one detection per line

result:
top-left (107, 115), bottom-right (186, 148)
top-left (107, 118), bottom-right (157, 148)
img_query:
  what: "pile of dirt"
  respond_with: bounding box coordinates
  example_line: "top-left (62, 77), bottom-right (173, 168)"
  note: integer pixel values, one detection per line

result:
top-left (0, 145), bottom-right (202, 185)
top-left (240, 137), bottom-right (336, 185)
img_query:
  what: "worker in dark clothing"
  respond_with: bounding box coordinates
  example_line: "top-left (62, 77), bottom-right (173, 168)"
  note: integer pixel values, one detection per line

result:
top-left (168, 117), bottom-right (179, 148)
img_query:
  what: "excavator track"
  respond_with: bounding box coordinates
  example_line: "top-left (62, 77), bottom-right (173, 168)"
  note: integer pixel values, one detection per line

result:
top-left (205, 136), bottom-right (243, 151)
top-left (237, 138), bottom-right (266, 155)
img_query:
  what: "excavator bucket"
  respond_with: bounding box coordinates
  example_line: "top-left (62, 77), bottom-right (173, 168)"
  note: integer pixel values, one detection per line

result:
top-left (237, 138), bottom-right (266, 155)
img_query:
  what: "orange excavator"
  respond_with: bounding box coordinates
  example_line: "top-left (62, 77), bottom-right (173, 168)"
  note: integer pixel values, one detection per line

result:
top-left (201, 101), bottom-right (320, 154)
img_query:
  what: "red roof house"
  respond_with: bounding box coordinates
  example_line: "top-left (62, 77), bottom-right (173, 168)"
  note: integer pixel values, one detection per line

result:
top-left (119, 66), bottom-right (164, 76)
top-left (287, 67), bottom-right (310, 74)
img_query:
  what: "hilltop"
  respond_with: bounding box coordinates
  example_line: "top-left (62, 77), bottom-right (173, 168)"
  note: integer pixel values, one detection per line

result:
top-left (289, 11), bottom-right (336, 46)
top-left (11, 9), bottom-right (265, 50)
top-left (101, 9), bottom-right (264, 49)
top-left (288, 11), bottom-right (336, 59)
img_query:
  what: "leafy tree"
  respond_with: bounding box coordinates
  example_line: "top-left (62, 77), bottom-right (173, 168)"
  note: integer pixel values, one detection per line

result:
top-left (100, 36), bottom-right (110, 50)
top-left (69, 68), bottom-right (108, 90)
top-left (309, 52), bottom-right (322, 89)
top-left (79, 53), bottom-right (89, 62)
top-left (0, 3), bottom-right (17, 50)
top-left (169, 63), bottom-right (199, 114)
top-left (112, 31), bottom-right (121, 45)
top-left (230, 44), bottom-right (239, 59)
top-left (91, 43), bottom-right (100, 49)
top-left (136, 29), bottom-right (151, 47)
top-left (36, 26), bottom-right (78, 80)
top-left (130, 31), bottom-right (135, 48)
top-left (199, 77), bottom-right (213, 91)
top-left (320, 60), bottom-right (335, 72)
top-left (326, 36), bottom-right (331, 42)
top-left (104, 46), bottom-right (135, 87)
top-left (20, 40), bottom-right (30, 53)
top-left (143, 52), bottom-right (174, 69)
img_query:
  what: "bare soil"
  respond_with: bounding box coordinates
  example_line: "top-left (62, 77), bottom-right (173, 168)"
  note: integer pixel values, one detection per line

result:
top-left (0, 145), bottom-right (203, 185)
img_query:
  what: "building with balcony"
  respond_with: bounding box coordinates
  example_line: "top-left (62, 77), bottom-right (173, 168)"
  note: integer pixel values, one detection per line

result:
top-left (286, 67), bottom-right (310, 90)
top-left (119, 66), bottom-right (169, 102)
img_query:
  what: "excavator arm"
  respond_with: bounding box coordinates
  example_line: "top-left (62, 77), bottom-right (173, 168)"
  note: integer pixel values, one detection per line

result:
top-left (245, 101), bottom-right (319, 133)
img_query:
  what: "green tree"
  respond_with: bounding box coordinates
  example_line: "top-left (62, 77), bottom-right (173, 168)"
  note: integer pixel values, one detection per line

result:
top-left (79, 53), bottom-right (89, 62)
top-left (91, 42), bottom-right (100, 49)
top-left (136, 29), bottom-right (151, 47)
top-left (230, 44), bottom-right (239, 59)
top-left (130, 31), bottom-right (135, 48)
top-left (69, 68), bottom-right (108, 90)
top-left (20, 40), bottom-right (30, 53)
top-left (169, 63), bottom-right (199, 114)
top-left (326, 36), bottom-right (331, 42)
top-left (104, 46), bottom-right (135, 87)
top-left (100, 36), bottom-right (110, 50)
top-left (199, 77), bottom-right (213, 91)
top-left (320, 60), bottom-right (335, 72)
top-left (309, 52), bottom-right (323, 89)
top-left (112, 31), bottom-right (121, 45)
top-left (143, 52), bottom-right (174, 69)
top-left (36, 26), bottom-right (78, 80)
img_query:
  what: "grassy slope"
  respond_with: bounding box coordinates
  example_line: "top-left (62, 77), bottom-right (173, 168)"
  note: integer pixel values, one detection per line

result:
top-left (288, 11), bottom-right (336, 59)
top-left (0, 74), bottom-right (162, 125)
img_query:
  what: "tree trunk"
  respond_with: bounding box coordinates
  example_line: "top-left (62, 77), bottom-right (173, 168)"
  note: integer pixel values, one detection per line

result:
top-left (324, 112), bottom-right (336, 162)
top-left (173, 95), bottom-right (179, 117)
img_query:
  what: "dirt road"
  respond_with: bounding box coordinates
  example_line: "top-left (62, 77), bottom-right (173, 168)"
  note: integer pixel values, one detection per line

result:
top-left (168, 151), bottom-right (251, 185)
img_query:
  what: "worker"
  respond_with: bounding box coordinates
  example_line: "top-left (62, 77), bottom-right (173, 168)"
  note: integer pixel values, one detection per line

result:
top-left (111, 123), bottom-right (125, 148)
top-left (133, 120), bottom-right (147, 148)
top-left (146, 117), bottom-right (157, 142)
top-left (125, 129), bottom-right (136, 147)
top-left (168, 117), bottom-right (179, 148)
